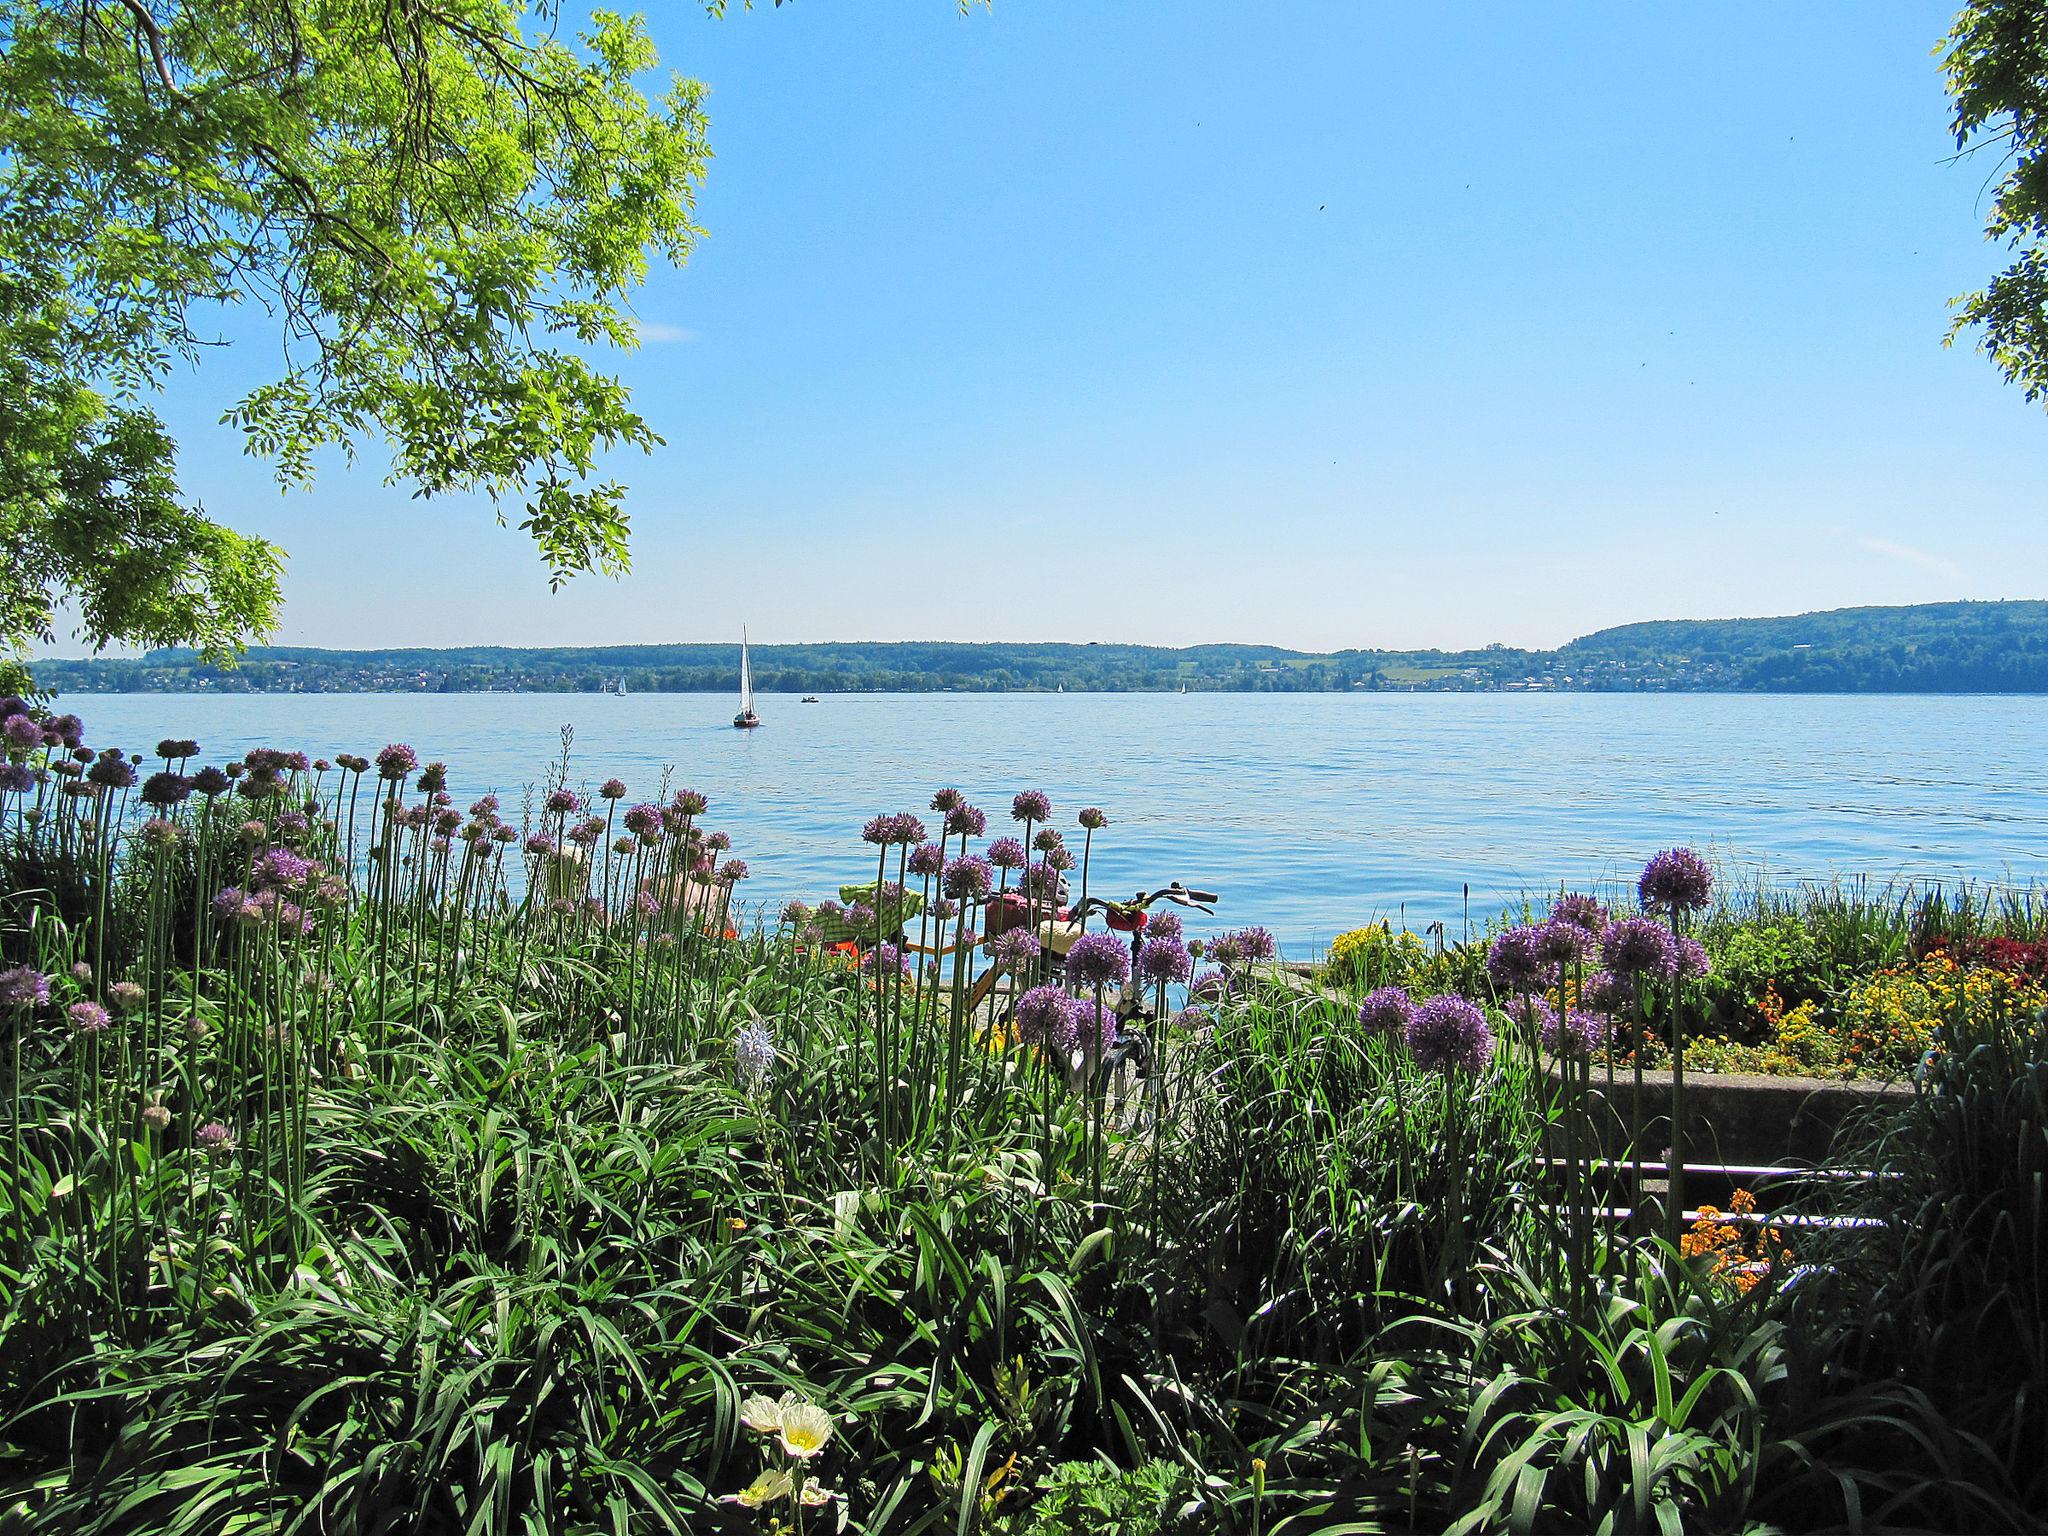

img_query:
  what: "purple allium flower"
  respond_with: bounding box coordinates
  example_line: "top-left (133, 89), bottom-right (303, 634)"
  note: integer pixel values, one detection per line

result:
top-left (429, 835), bottom-right (452, 856)
top-left (138, 817), bottom-right (180, 850)
top-left (719, 859), bottom-right (750, 884)
top-left (1542, 1006), bottom-right (1607, 1057)
top-left (191, 766), bottom-right (231, 797)
top-left (1171, 1005), bottom-right (1209, 1032)
top-left (1600, 917), bottom-right (1679, 981)
top-left (1503, 993), bottom-right (1556, 1035)
top-left (908, 841), bottom-right (946, 878)
top-left (1043, 845), bottom-right (1076, 873)
top-left (334, 753), bottom-right (369, 774)
top-left (374, 744), bottom-right (418, 782)
top-left (930, 787), bottom-right (964, 813)
top-left (943, 856), bottom-right (993, 902)
top-left (432, 808), bottom-right (462, 836)
top-left (673, 789), bottom-right (709, 817)
top-left (889, 812), bottom-right (928, 844)
top-left (1357, 986), bottom-right (1417, 1036)
top-left (67, 1000), bottom-right (110, 1035)
top-left (1205, 932), bottom-right (1245, 967)
top-left (1138, 936), bottom-right (1192, 985)
top-left (735, 1020), bottom-right (775, 1094)
top-left (846, 902), bottom-right (877, 933)
top-left (1022, 861), bottom-right (1062, 899)
top-left (1531, 916), bottom-right (1596, 969)
top-left (71, 747), bottom-right (95, 764)
top-left (1065, 931), bottom-right (1131, 990)
top-left (69, 960), bottom-right (92, 985)
top-left (195, 1121), bottom-right (235, 1156)
top-left (1486, 925), bottom-right (1557, 994)
top-left (282, 751), bottom-right (310, 774)
top-left (3, 715), bottom-right (43, 751)
top-left (622, 803), bottom-right (662, 838)
top-left (1012, 790), bottom-right (1053, 824)
top-left (945, 803), bottom-right (987, 838)
top-left (634, 889), bottom-right (661, 918)
top-left (109, 980), bottom-right (146, 1013)
top-left (1406, 994), bottom-right (1494, 1074)
top-left (470, 795), bottom-right (501, 817)
top-left (244, 748), bottom-right (286, 776)
top-left (1675, 936), bottom-right (1711, 980)
top-left (705, 831), bottom-right (732, 852)
top-left (525, 833), bottom-right (556, 857)
top-left (859, 942), bottom-right (912, 979)
top-left (1033, 827), bottom-right (1063, 854)
top-left (569, 816), bottom-right (605, 846)
top-left (1189, 968), bottom-right (1229, 1003)
top-left (211, 887), bottom-right (246, 924)
top-left (1068, 995), bottom-right (1117, 1056)
top-left (493, 825), bottom-right (518, 844)
top-left (780, 899), bottom-right (811, 926)
top-left (990, 928), bottom-right (1040, 968)
top-left (861, 814), bottom-right (894, 845)
top-left (1147, 910), bottom-right (1183, 942)
top-left (1580, 969), bottom-right (1633, 1016)
top-left (545, 787), bottom-right (581, 815)
top-left (599, 778), bottom-right (628, 801)
top-left (0, 763), bottom-right (33, 794)
top-left (932, 897), bottom-right (959, 922)
top-left (86, 755), bottom-right (136, 790)
top-left (988, 837), bottom-right (1027, 870)
top-left (0, 966), bottom-right (50, 1010)
top-left (1551, 892), bottom-right (1609, 934)
top-left (1078, 807), bottom-right (1107, 831)
top-left (1015, 984), bottom-right (1072, 1048)
top-left (1639, 848), bottom-right (1714, 913)
top-left (141, 1102), bottom-right (172, 1133)
top-left (312, 758), bottom-right (330, 772)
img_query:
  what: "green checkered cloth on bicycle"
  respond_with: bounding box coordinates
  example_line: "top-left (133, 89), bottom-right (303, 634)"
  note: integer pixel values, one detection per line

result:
top-left (811, 882), bottom-right (925, 946)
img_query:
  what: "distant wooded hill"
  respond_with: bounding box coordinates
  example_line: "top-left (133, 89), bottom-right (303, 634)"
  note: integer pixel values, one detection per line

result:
top-left (32, 602), bottom-right (2048, 695)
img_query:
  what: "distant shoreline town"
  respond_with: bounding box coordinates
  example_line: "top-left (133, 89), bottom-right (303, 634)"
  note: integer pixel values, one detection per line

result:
top-left (33, 601), bottom-right (2048, 697)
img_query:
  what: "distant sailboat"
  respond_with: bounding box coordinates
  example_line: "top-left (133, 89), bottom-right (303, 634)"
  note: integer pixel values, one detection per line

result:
top-left (733, 630), bottom-right (761, 729)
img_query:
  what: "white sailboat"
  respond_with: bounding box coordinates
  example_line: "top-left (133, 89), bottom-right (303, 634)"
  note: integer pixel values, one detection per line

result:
top-left (732, 629), bottom-right (761, 729)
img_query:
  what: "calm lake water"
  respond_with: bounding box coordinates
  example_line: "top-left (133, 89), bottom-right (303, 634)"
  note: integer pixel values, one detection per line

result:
top-left (62, 691), bottom-right (2048, 954)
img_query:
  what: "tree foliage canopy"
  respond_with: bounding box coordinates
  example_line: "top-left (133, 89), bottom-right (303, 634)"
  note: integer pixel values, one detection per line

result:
top-left (0, 0), bottom-right (712, 661)
top-left (1944, 0), bottom-right (2048, 404)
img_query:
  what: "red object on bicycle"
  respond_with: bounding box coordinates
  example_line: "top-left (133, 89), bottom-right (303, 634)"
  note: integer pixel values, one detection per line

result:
top-left (1104, 907), bottom-right (1147, 933)
top-left (985, 892), bottom-right (1030, 936)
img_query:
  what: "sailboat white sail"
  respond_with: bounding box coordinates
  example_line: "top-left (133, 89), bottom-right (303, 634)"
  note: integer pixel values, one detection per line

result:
top-left (733, 629), bottom-right (761, 728)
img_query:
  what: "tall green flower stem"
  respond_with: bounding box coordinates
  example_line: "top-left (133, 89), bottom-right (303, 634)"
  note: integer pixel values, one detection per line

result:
top-left (1664, 912), bottom-right (1688, 1252)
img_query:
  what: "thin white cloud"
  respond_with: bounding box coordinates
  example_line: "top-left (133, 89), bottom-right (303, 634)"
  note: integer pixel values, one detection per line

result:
top-left (634, 321), bottom-right (699, 344)
top-left (1855, 536), bottom-right (1963, 583)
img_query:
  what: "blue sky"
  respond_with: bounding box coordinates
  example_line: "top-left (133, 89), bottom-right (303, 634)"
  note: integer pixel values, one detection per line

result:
top-left (56, 1), bottom-right (2048, 654)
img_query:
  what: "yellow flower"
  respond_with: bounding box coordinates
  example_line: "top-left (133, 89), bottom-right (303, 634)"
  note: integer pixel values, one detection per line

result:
top-left (739, 1394), bottom-right (784, 1435)
top-left (720, 1469), bottom-right (793, 1508)
top-left (777, 1401), bottom-right (836, 1459)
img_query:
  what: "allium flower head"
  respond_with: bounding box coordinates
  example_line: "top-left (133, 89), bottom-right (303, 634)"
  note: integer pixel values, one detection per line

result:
top-left (1486, 925), bottom-right (1557, 994)
top-left (930, 787), bottom-right (964, 813)
top-left (1068, 995), bottom-right (1117, 1056)
top-left (1531, 916), bottom-right (1596, 968)
top-left (1022, 860), bottom-right (1062, 898)
top-left (3, 714), bottom-right (43, 751)
top-left (1357, 986), bottom-right (1417, 1035)
top-left (1675, 936), bottom-right (1712, 980)
top-left (599, 778), bottom-right (628, 800)
top-left (780, 899), bottom-right (811, 926)
top-left (1015, 984), bottom-right (1071, 1048)
top-left (990, 927), bottom-right (1040, 968)
top-left (987, 837), bottom-right (1026, 870)
top-left (86, 755), bottom-right (137, 789)
top-left (1406, 994), bottom-right (1493, 1074)
top-left (1011, 790), bottom-right (1053, 823)
top-left (1580, 969), bottom-right (1633, 1016)
top-left (68, 1000), bottom-right (110, 1035)
top-left (718, 858), bottom-right (749, 884)
top-left (945, 803), bottom-right (986, 838)
top-left (1033, 827), bottom-right (1064, 853)
top-left (673, 789), bottom-right (709, 816)
top-left (932, 897), bottom-right (958, 922)
top-left (1551, 892), bottom-right (1608, 934)
top-left (861, 814), bottom-right (894, 845)
top-left (705, 831), bottom-right (731, 852)
top-left (138, 817), bottom-right (180, 850)
top-left (374, 744), bottom-right (418, 781)
top-left (49, 714), bottom-right (82, 749)
top-left (0, 763), bottom-right (33, 794)
top-left (1206, 933), bottom-right (1244, 968)
top-left (889, 812), bottom-right (928, 844)
top-left (70, 960), bottom-right (92, 985)
top-left (1138, 936), bottom-right (1192, 985)
top-left (908, 841), bottom-right (946, 878)
top-left (942, 856), bottom-right (993, 902)
top-left (109, 980), bottom-right (146, 1013)
top-left (1043, 845), bottom-right (1076, 872)
top-left (1078, 807), bottom-right (1107, 830)
top-left (1189, 968), bottom-right (1229, 1003)
top-left (545, 787), bottom-right (581, 815)
top-left (335, 753), bottom-right (369, 774)
top-left (859, 942), bottom-right (911, 979)
top-left (622, 803), bottom-right (662, 838)
top-left (195, 1121), bottom-right (235, 1156)
top-left (1600, 917), bottom-right (1679, 981)
top-left (1065, 931), bottom-right (1131, 990)
top-left (1147, 910), bottom-right (1183, 942)
top-left (1639, 848), bottom-right (1714, 913)
top-left (191, 766), bottom-right (232, 797)
top-left (0, 966), bottom-right (50, 1010)
top-left (141, 1102), bottom-right (172, 1133)
top-left (1542, 1006), bottom-right (1607, 1057)
top-left (525, 833), bottom-right (556, 857)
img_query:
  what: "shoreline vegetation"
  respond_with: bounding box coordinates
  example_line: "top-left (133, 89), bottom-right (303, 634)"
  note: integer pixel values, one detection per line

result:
top-left (3, 700), bottom-right (2047, 1530)
top-left (32, 599), bottom-right (2048, 696)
